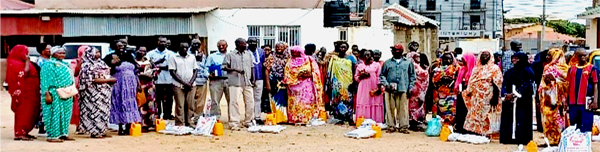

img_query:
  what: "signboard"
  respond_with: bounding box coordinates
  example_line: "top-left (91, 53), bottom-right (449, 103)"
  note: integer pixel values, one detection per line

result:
top-left (439, 30), bottom-right (483, 37)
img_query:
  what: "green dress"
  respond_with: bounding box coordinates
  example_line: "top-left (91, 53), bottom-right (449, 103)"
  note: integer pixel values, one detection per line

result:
top-left (40, 58), bottom-right (74, 139)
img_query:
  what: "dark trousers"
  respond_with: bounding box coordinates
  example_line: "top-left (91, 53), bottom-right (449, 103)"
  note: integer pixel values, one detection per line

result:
top-left (156, 84), bottom-right (174, 119)
top-left (568, 105), bottom-right (594, 132)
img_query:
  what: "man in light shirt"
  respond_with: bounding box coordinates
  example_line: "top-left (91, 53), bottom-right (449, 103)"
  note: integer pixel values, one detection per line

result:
top-left (145, 36), bottom-right (176, 120)
top-left (169, 42), bottom-right (198, 127)
top-left (222, 38), bottom-right (255, 131)
top-left (206, 40), bottom-right (230, 119)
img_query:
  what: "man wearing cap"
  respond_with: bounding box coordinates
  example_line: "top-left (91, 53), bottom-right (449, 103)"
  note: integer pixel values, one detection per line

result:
top-left (379, 43), bottom-right (415, 134)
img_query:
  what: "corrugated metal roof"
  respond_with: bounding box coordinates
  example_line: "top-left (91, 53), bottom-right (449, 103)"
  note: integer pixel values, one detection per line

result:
top-left (0, 7), bottom-right (217, 14)
top-left (63, 15), bottom-right (196, 37)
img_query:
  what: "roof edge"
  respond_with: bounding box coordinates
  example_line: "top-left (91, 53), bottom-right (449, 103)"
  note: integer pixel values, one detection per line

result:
top-left (0, 7), bottom-right (218, 14)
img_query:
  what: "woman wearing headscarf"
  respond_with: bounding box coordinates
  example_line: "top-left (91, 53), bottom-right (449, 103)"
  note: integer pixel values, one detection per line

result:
top-left (72, 46), bottom-right (86, 134)
top-left (136, 46), bottom-right (156, 131)
top-left (499, 52), bottom-right (535, 144)
top-left (354, 50), bottom-right (384, 123)
top-left (264, 42), bottom-right (289, 124)
top-left (78, 46), bottom-right (116, 138)
top-left (40, 46), bottom-right (76, 142)
top-left (538, 48), bottom-right (569, 146)
top-left (462, 50), bottom-right (503, 136)
top-left (454, 52), bottom-right (476, 133)
top-left (404, 52), bottom-right (428, 130)
top-left (6, 45), bottom-right (41, 141)
top-left (283, 46), bottom-right (324, 124)
top-left (327, 41), bottom-right (356, 124)
top-left (532, 49), bottom-right (549, 132)
top-left (431, 52), bottom-right (459, 124)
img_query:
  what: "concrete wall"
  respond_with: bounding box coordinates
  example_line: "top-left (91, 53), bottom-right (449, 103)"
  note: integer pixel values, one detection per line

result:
top-left (205, 8), bottom-right (395, 60)
top-left (587, 18), bottom-right (598, 49)
top-left (35, 0), bottom-right (383, 9)
top-left (505, 25), bottom-right (555, 39)
top-left (392, 25), bottom-right (438, 62)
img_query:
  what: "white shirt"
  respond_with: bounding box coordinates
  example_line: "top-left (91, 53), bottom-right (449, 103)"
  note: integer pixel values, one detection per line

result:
top-left (168, 53), bottom-right (198, 88)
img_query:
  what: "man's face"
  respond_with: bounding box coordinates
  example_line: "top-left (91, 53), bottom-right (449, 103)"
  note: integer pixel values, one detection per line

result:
top-left (217, 41), bottom-right (228, 53)
top-left (158, 38), bottom-right (167, 49)
top-left (192, 42), bottom-right (201, 49)
top-left (352, 46), bottom-right (358, 51)
top-left (247, 38), bottom-right (258, 50)
top-left (179, 43), bottom-right (189, 55)
top-left (116, 42), bottom-right (125, 52)
top-left (339, 44), bottom-right (348, 54)
top-left (138, 47), bottom-right (147, 54)
top-left (511, 56), bottom-right (519, 65)
top-left (373, 52), bottom-right (381, 61)
top-left (236, 40), bottom-right (247, 51)
top-left (576, 51), bottom-right (588, 63)
top-left (442, 54), bottom-right (453, 65)
top-left (392, 48), bottom-right (403, 58)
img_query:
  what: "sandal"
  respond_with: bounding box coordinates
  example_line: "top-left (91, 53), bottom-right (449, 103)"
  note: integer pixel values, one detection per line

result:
top-left (386, 127), bottom-right (397, 133)
top-left (59, 136), bottom-right (76, 141)
top-left (26, 134), bottom-right (37, 139)
top-left (398, 128), bottom-right (410, 134)
top-left (47, 139), bottom-right (64, 143)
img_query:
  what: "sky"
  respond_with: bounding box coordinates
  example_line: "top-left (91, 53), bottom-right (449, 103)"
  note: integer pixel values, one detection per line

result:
top-left (503, 0), bottom-right (592, 24)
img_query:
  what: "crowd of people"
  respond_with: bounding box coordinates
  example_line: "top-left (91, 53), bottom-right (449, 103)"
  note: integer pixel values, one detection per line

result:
top-left (5, 37), bottom-right (598, 146)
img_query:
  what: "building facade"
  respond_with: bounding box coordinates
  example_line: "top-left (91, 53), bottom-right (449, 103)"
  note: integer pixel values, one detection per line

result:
top-left (579, 0), bottom-right (600, 49)
top-left (384, 0), bottom-right (502, 40)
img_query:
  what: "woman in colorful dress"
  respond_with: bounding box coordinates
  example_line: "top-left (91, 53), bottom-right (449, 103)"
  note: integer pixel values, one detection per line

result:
top-left (40, 46), bottom-right (76, 142)
top-left (499, 52), bottom-right (535, 144)
top-left (6, 45), bottom-right (41, 141)
top-left (454, 52), bottom-right (477, 133)
top-left (78, 46), bottom-right (116, 138)
top-left (108, 53), bottom-right (142, 135)
top-left (538, 48), bottom-right (569, 146)
top-left (264, 42), bottom-right (289, 124)
top-left (327, 41), bottom-right (356, 124)
top-left (462, 50), bottom-right (503, 136)
top-left (431, 52), bottom-right (459, 124)
top-left (406, 52), bottom-right (428, 130)
top-left (353, 50), bottom-right (384, 123)
top-left (283, 46), bottom-right (324, 124)
top-left (136, 47), bottom-right (157, 131)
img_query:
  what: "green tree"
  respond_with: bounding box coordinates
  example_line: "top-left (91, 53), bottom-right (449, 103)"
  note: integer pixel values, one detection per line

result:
top-left (504, 17), bottom-right (585, 38)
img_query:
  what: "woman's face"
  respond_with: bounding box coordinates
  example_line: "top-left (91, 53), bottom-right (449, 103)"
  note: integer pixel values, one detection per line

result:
top-left (480, 51), bottom-right (491, 64)
top-left (264, 46), bottom-right (272, 55)
top-left (442, 54), bottom-right (453, 65)
top-left (338, 44), bottom-right (348, 54)
top-left (318, 51), bottom-right (326, 59)
top-left (363, 51), bottom-right (373, 62)
top-left (275, 44), bottom-right (285, 54)
top-left (511, 56), bottom-right (519, 65)
top-left (52, 49), bottom-right (66, 60)
top-left (546, 53), bottom-right (552, 62)
top-left (291, 50), bottom-right (301, 57)
top-left (412, 54), bottom-right (420, 63)
top-left (94, 49), bottom-right (101, 60)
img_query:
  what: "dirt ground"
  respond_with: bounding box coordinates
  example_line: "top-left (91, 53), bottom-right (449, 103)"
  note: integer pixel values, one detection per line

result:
top-left (1, 91), bottom-right (598, 152)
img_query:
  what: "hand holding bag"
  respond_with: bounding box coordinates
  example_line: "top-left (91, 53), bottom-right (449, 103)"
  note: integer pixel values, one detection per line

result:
top-left (56, 84), bottom-right (78, 99)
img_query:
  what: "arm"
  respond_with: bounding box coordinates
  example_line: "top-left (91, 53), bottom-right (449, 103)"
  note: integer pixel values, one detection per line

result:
top-left (379, 61), bottom-right (389, 87)
top-left (170, 70), bottom-right (188, 88)
top-left (74, 59), bottom-right (82, 77)
top-left (221, 53), bottom-right (236, 72)
top-left (592, 67), bottom-right (599, 109)
top-left (354, 64), bottom-right (363, 82)
top-left (407, 61), bottom-right (416, 91)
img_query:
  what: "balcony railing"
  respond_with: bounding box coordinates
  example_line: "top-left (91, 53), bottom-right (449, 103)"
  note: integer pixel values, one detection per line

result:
top-left (417, 5), bottom-right (442, 13)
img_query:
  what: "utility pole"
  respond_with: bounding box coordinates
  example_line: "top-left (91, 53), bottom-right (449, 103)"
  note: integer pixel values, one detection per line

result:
top-left (540, 0), bottom-right (546, 51)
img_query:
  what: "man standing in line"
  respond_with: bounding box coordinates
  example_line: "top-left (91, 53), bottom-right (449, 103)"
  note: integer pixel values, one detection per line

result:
top-left (247, 38), bottom-right (265, 123)
top-left (206, 40), bottom-right (230, 119)
top-left (190, 39), bottom-right (209, 118)
top-left (169, 42), bottom-right (198, 127)
top-left (379, 43), bottom-right (415, 134)
top-left (502, 41), bottom-right (522, 73)
top-left (146, 36), bottom-right (176, 120)
top-left (222, 38), bottom-right (255, 131)
top-left (304, 43), bottom-right (316, 56)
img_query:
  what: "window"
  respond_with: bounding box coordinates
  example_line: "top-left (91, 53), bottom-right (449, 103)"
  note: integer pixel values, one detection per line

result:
top-left (470, 0), bottom-right (481, 9)
top-left (470, 15), bottom-right (481, 30)
top-left (400, 0), bottom-right (409, 8)
top-left (339, 28), bottom-right (348, 41)
top-left (248, 25), bottom-right (301, 47)
top-left (426, 0), bottom-right (436, 10)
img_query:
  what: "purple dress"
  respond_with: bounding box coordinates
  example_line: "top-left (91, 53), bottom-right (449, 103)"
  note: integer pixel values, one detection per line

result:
top-left (110, 62), bottom-right (142, 124)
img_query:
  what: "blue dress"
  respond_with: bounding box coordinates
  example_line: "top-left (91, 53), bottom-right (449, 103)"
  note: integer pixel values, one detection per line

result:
top-left (110, 62), bottom-right (142, 124)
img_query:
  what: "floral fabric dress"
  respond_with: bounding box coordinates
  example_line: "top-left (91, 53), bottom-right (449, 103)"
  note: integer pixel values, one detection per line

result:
top-left (538, 49), bottom-right (569, 145)
top-left (326, 55), bottom-right (355, 123)
top-left (264, 53), bottom-right (288, 124)
top-left (432, 63), bottom-right (458, 124)
top-left (283, 52), bottom-right (324, 124)
top-left (406, 52), bottom-right (429, 125)
top-left (462, 51), bottom-right (503, 135)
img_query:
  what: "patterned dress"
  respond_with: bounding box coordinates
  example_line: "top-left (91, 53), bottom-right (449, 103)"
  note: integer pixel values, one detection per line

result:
top-left (6, 45), bottom-right (41, 137)
top-left (432, 59), bottom-right (458, 124)
top-left (40, 58), bottom-right (75, 139)
top-left (265, 52), bottom-right (288, 124)
top-left (462, 50), bottom-right (503, 135)
top-left (78, 47), bottom-right (113, 136)
top-left (284, 47), bottom-right (324, 124)
top-left (327, 55), bottom-right (355, 123)
top-left (538, 49), bottom-right (569, 145)
top-left (110, 62), bottom-right (142, 124)
top-left (407, 52), bottom-right (429, 125)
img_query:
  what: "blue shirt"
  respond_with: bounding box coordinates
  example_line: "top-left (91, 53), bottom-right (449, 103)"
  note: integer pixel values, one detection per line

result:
top-left (379, 57), bottom-right (416, 93)
top-left (145, 48), bottom-right (176, 84)
top-left (250, 48), bottom-right (265, 80)
top-left (195, 54), bottom-right (209, 86)
top-left (206, 51), bottom-right (228, 79)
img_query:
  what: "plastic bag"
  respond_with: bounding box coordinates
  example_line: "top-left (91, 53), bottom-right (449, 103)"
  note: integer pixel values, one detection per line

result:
top-left (425, 117), bottom-right (442, 136)
top-left (440, 124), bottom-right (451, 141)
top-left (559, 126), bottom-right (592, 152)
top-left (488, 110), bottom-right (501, 135)
top-left (193, 116), bottom-right (217, 136)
